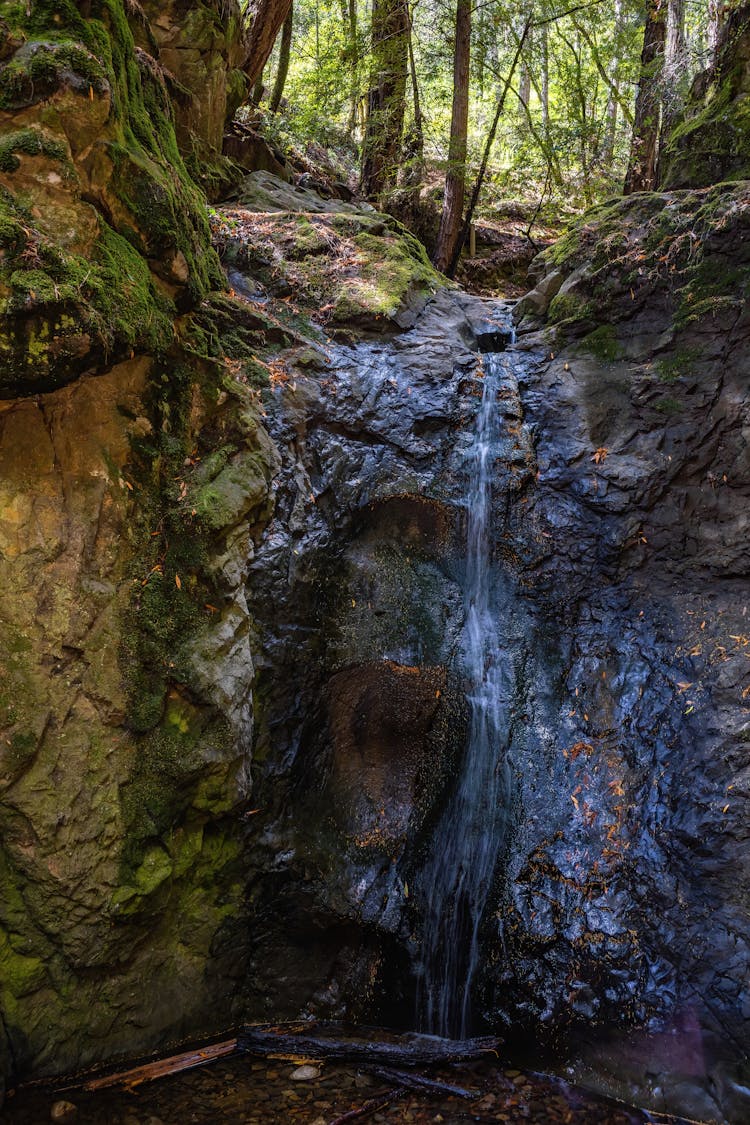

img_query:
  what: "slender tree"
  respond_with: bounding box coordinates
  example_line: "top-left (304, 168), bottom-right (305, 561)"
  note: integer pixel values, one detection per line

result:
top-left (360, 0), bottom-right (409, 197)
top-left (269, 0), bottom-right (294, 111)
top-left (433, 0), bottom-right (471, 272)
top-left (401, 0), bottom-right (425, 185)
top-left (602, 0), bottom-right (625, 163)
top-left (624, 0), bottom-right (667, 193)
top-left (448, 17), bottom-right (532, 278)
top-left (341, 0), bottom-right (360, 133)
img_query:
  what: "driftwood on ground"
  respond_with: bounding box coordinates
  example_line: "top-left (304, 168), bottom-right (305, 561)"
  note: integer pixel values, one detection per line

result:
top-left (367, 1065), bottom-right (478, 1098)
top-left (81, 1038), bottom-right (238, 1091)
top-left (237, 1024), bottom-right (501, 1068)
top-left (327, 1086), bottom-right (406, 1124)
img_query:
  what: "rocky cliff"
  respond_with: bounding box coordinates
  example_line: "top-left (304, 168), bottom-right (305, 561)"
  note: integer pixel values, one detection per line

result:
top-left (2, 5), bottom-right (750, 1124)
top-left (0, 0), bottom-right (276, 1093)
top-left (222, 181), bottom-right (750, 1124)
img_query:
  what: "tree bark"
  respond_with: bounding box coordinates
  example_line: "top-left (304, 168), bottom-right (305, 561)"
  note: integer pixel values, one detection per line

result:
top-left (624, 0), bottom-right (666, 193)
top-left (343, 0), bottom-right (360, 133)
top-left (360, 0), bottom-right (409, 197)
top-left (659, 0), bottom-right (686, 145)
top-left (269, 0), bottom-right (293, 111)
top-left (400, 1), bottom-right (425, 185)
top-left (244, 0), bottom-right (294, 89)
top-left (433, 0), bottom-right (471, 274)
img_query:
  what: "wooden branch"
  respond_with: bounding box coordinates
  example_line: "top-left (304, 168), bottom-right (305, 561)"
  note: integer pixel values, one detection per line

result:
top-left (369, 1066), bottom-right (479, 1098)
top-left (328, 1087), bottom-right (407, 1124)
top-left (82, 1038), bottom-right (238, 1092)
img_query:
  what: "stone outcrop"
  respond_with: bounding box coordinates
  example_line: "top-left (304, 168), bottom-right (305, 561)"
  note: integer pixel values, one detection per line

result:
top-left (3, 9), bottom-right (750, 1125)
top-left (0, 0), bottom-right (281, 1096)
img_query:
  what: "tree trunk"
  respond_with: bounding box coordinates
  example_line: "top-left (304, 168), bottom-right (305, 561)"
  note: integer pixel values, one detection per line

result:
top-left (400, 1), bottom-right (425, 186)
top-left (269, 1), bottom-right (293, 111)
top-left (707, 0), bottom-right (721, 56)
top-left (449, 18), bottom-right (531, 277)
top-left (517, 60), bottom-right (531, 121)
top-left (244, 0), bottom-right (294, 88)
top-left (433, 0), bottom-right (471, 273)
top-left (344, 0), bottom-right (360, 133)
top-left (360, 0), bottom-right (409, 198)
top-left (602, 0), bottom-right (623, 162)
top-left (253, 68), bottom-right (265, 104)
top-left (659, 0), bottom-right (686, 145)
top-left (624, 0), bottom-right (666, 193)
top-left (540, 23), bottom-right (549, 132)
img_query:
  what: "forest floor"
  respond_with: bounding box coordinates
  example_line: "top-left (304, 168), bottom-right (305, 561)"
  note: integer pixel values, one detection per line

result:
top-left (2, 1050), bottom-right (689, 1125)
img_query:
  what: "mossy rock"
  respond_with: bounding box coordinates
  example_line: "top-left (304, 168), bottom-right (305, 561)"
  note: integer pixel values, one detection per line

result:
top-left (0, 0), bottom-right (224, 393)
top-left (212, 192), bottom-right (442, 331)
top-left (529, 182), bottom-right (750, 343)
top-left (0, 199), bottom-right (174, 395)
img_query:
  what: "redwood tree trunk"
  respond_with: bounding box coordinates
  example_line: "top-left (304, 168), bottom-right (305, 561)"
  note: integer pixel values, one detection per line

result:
top-left (360, 0), bottom-right (409, 197)
top-left (433, 0), bottom-right (471, 274)
top-left (244, 0), bottom-right (294, 88)
top-left (624, 0), bottom-right (666, 193)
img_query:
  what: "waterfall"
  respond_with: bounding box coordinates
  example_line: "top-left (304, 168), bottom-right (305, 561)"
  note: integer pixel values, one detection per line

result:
top-left (416, 346), bottom-right (514, 1038)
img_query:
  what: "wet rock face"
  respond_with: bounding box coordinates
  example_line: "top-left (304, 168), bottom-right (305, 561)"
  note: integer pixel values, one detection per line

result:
top-left (241, 193), bottom-right (750, 1122)
top-left (242, 288), bottom-right (495, 1023)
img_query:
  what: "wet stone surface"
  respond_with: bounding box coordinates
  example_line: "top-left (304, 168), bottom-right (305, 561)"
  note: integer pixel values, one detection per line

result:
top-left (3, 1055), bottom-right (676, 1125)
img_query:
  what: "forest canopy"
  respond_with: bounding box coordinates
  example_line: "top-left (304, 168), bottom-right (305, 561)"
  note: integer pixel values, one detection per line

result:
top-left (243, 0), bottom-right (726, 233)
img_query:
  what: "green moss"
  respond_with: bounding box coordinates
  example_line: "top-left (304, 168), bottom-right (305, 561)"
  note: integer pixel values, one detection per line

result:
top-left (578, 324), bottom-right (623, 362)
top-left (542, 182), bottom-right (750, 344)
top-left (0, 128), bottom-right (70, 173)
top-left (547, 291), bottom-right (593, 326)
top-left (0, 40), bottom-right (108, 110)
top-left (661, 46), bottom-right (750, 188)
top-left (118, 701), bottom-right (231, 874)
top-left (0, 931), bottom-right (46, 998)
top-left (0, 207), bottom-right (174, 392)
top-left (654, 396), bottom-right (682, 414)
top-left (655, 346), bottom-right (701, 382)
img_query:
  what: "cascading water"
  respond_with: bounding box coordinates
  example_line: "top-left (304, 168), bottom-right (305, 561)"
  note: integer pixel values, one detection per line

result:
top-left (416, 338), bottom-right (517, 1038)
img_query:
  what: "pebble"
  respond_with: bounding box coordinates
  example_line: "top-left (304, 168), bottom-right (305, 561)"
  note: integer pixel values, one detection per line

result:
top-left (290, 1064), bottom-right (321, 1081)
top-left (49, 1102), bottom-right (77, 1123)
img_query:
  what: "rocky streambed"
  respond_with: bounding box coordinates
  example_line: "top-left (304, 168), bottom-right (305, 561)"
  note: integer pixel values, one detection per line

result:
top-left (2, 1045), bottom-right (678, 1125)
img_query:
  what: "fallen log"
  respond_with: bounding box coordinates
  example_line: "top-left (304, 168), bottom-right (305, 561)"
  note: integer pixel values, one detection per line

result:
top-left (237, 1024), bottom-right (501, 1068)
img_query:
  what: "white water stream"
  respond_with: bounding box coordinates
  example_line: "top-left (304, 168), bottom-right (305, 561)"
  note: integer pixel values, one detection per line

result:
top-left (417, 346), bottom-right (516, 1037)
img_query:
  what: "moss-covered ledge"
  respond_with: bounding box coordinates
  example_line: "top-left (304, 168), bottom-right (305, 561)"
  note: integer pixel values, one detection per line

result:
top-left (0, 0), bottom-right (226, 396)
top-left (212, 172), bottom-right (443, 334)
top-left (515, 183), bottom-right (750, 345)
